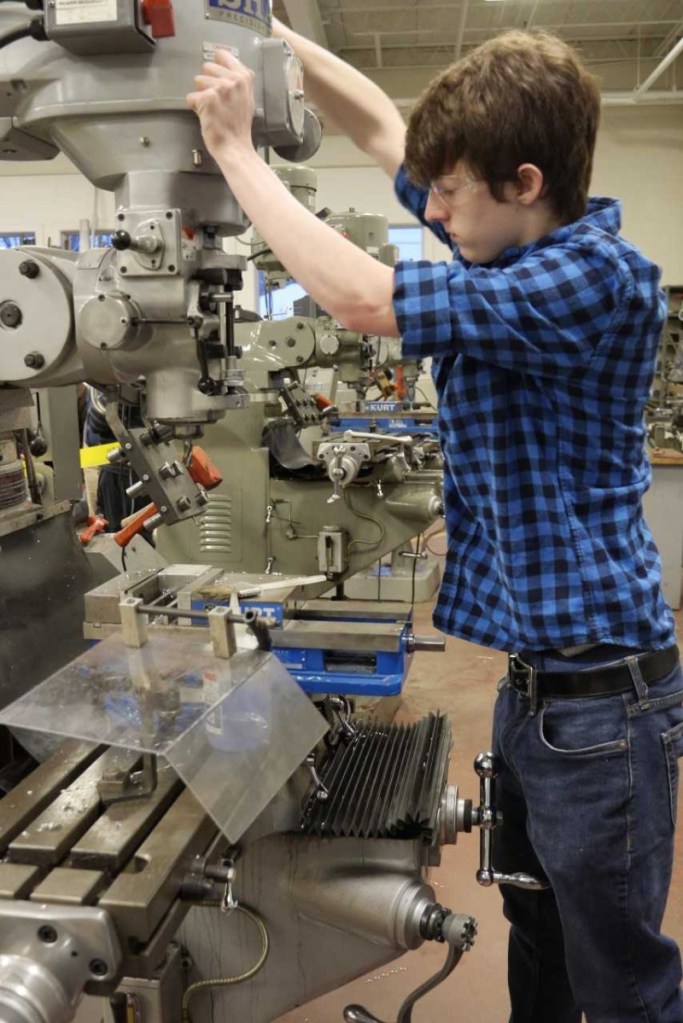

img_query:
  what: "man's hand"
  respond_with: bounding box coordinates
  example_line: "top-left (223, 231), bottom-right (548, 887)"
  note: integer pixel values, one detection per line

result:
top-left (187, 48), bottom-right (256, 164)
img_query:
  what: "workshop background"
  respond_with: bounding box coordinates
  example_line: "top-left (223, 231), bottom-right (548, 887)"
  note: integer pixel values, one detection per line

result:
top-left (1, 1), bottom-right (682, 1020)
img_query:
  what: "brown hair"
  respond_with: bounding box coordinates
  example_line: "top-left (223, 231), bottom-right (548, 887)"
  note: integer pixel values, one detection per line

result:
top-left (405, 30), bottom-right (601, 224)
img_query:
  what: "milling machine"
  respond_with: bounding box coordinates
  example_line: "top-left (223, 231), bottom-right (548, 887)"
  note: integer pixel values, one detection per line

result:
top-left (0, 4), bottom-right (545, 1021)
top-left (156, 163), bottom-right (443, 601)
top-left (158, 163), bottom-right (442, 583)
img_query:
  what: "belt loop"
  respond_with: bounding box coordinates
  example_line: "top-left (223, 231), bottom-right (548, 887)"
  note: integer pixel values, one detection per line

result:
top-left (625, 655), bottom-right (649, 704)
top-left (528, 665), bottom-right (539, 716)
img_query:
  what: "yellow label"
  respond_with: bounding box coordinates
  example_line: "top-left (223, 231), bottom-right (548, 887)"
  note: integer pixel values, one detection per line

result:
top-left (80, 443), bottom-right (119, 469)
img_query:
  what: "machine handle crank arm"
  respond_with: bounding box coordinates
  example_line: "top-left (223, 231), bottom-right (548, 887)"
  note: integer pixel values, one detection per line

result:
top-left (344, 913), bottom-right (476, 1023)
top-left (473, 752), bottom-right (549, 891)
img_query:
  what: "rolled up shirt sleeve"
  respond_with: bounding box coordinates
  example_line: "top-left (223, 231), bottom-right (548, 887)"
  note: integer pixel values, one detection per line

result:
top-left (394, 164), bottom-right (452, 249)
top-left (393, 242), bottom-right (627, 374)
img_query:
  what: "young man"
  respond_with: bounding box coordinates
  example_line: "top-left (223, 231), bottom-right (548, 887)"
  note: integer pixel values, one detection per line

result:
top-left (187, 27), bottom-right (683, 1023)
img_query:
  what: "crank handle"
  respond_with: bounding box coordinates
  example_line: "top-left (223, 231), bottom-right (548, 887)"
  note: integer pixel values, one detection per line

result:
top-left (476, 868), bottom-right (548, 891)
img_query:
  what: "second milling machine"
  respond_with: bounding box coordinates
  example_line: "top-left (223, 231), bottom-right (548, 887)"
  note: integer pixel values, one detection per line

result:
top-left (158, 161), bottom-right (444, 605)
top-left (0, 3), bottom-right (546, 1022)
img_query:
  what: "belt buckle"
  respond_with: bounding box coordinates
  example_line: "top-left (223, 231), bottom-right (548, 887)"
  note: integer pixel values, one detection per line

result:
top-left (508, 655), bottom-right (539, 714)
top-left (508, 654), bottom-right (531, 694)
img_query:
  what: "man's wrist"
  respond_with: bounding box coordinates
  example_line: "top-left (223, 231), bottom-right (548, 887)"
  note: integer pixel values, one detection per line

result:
top-left (213, 139), bottom-right (258, 174)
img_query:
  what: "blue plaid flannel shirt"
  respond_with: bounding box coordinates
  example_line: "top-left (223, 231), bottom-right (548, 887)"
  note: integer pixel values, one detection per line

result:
top-left (393, 165), bottom-right (675, 652)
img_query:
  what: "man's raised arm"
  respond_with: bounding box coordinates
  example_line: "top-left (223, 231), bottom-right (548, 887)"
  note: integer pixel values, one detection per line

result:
top-left (273, 17), bottom-right (406, 179)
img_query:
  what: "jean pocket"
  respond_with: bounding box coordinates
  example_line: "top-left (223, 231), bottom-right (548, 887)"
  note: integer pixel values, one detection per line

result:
top-left (538, 697), bottom-right (629, 757)
top-left (662, 719), bottom-right (683, 826)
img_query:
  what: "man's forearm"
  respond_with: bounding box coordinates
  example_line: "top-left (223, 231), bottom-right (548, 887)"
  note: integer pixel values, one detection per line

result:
top-left (274, 19), bottom-right (406, 177)
top-left (216, 144), bottom-right (398, 337)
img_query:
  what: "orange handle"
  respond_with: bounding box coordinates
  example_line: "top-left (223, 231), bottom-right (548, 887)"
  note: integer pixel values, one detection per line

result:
top-left (78, 514), bottom-right (108, 546)
top-left (188, 446), bottom-right (223, 490)
top-left (114, 503), bottom-right (158, 549)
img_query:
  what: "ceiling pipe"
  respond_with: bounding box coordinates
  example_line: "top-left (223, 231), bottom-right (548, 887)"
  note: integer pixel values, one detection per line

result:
top-left (602, 90), bottom-right (683, 105)
top-left (392, 90), bottom-right (683, 109)
top-left (633, 33), bottom-right (683, 97)
top-left (454, 0), bottom-right (470, 61)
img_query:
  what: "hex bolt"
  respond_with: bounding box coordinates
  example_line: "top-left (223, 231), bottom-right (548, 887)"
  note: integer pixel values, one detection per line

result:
top-left (38, 926), bottom-right (58, 944)
top-left (24, 351), bottom-right (45, 369)
top-left (19, 260), bottom-right (40, 279)
top-left (89, 959), bottom-right (108, 977)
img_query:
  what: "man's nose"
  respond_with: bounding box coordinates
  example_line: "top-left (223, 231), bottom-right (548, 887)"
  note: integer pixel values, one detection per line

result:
top-left (424, 191), bottom-right (449, 223)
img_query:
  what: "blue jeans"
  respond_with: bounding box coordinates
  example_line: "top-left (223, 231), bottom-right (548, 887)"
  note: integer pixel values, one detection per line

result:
top-left (492, 646), bottom-right (683, 1023)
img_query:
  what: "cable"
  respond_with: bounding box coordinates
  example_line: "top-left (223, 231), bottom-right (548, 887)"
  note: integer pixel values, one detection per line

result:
top-left (0, 21), bottom-right (30, 47)
top-left (343, 487), bottom-right (386, 551)
top-left (415, 385), bottom-right (437, 411)
top-left (181, 904), bottom-right (270, 1023)
top-left (423, 523), bottom-right (447, 557)
top-left (0, 17), bottom-right (45, 50)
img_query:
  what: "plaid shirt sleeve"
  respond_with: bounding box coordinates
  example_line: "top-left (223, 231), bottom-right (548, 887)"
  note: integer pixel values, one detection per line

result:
top-left (393, 243), bottom-right (626, 374)
top-left (394, 163), bottom-right (452, 249)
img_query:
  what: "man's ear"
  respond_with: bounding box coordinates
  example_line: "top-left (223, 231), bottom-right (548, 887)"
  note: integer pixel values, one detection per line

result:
top-left (515, 163), bottom-right (545, 205)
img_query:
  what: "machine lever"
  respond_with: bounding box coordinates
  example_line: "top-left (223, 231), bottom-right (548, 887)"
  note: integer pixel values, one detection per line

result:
top-left (344, 913), bottom-right (476, 1023)
top-left (305, 753), bottom-right (329, 802)
top-left (473, 752), bottom-right (549, 891)
top-left (327, 696), bottom-right (357, 741)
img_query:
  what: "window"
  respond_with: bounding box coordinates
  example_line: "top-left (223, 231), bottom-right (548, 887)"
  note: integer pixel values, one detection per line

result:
top-left (0, 232), bottom-right (36, 248)
top-left (388, 225), bottom-right (423, 262)
top-left (258, 274), bottom-right (308, 319)
top-left (257, 226), bottom-right (424, 318)
top-left (60, 230), bottom-right (114, 252)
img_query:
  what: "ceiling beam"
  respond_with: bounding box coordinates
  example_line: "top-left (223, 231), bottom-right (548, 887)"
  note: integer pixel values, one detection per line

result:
top-left (524, 0), bottom-right (541, 30)
top-left (454, 0), bottom-right (470, 61)
top-left (634, 33), bottom-right (683, 97)
top-left (282, 0), bottom-right (328, 47)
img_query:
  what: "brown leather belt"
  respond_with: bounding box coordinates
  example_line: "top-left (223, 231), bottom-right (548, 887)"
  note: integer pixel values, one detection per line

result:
top-left (507, 645), bottom-right (680, 699)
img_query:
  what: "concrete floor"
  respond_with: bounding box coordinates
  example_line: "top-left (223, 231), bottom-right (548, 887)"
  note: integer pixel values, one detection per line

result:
top-left (278, 591), bottom-right (683, 1023)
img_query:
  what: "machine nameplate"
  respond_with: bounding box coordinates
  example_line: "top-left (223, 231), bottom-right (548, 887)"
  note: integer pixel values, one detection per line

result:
top-left (55, 0), bottom-right (118, 25)
top-left (205, 0), bottom-right (272, 37)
